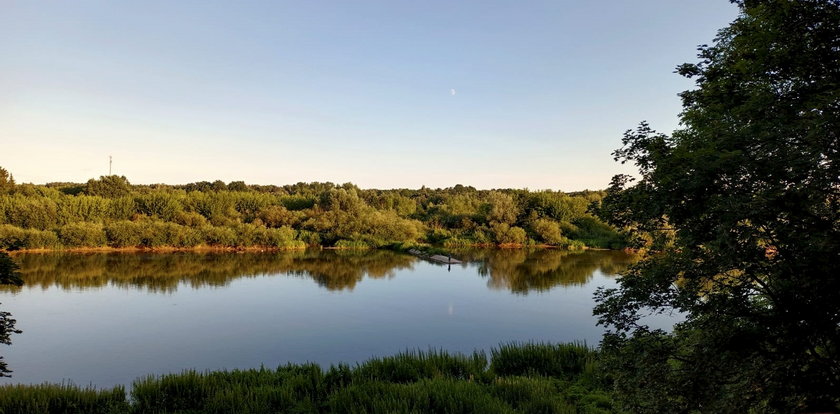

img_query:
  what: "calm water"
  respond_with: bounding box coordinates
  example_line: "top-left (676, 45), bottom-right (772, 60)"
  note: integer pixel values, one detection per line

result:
top-left (0, 249), bottom-right (637, 388)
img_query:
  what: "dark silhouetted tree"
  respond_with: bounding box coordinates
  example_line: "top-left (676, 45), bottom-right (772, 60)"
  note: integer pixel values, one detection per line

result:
top-left (595, 1), bottom-right (840, 412)
top-left (0, 252), bottom-right (23, 377)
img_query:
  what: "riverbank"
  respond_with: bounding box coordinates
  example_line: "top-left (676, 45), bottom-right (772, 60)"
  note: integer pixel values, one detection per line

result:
top-left (1, 241), bottom-right (606, 255)
top-left (0, 343), bottom-right (618, 414)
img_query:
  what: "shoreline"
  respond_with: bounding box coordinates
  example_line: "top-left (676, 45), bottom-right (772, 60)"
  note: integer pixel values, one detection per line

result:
top-left (2, 243), bottom-right (622, 255)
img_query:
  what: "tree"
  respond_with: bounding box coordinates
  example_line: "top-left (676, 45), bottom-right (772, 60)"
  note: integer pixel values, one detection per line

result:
top-left (0, 166), bottom-right (15, 194)
top-left (0, 252), bottom-right (23, 377)
top-left (595, 1), bottom-right (840, 412)
top-left (84, 175), bottom-right (132, 198)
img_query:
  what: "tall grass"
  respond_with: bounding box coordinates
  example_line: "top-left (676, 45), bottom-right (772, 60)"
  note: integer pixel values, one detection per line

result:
top-left (491, 341), bottom-right (596, 380)
top-left (0, 343), bottom-right (620, 414)
top-left (0, 383), bottom-right (128, 414)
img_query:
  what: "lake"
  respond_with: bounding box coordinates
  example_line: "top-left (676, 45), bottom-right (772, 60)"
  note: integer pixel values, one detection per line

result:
top-left (0, 249), bottom-right (638, 388)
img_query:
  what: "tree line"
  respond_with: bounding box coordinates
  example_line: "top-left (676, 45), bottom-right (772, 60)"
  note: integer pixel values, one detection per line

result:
top-left (0, 170), bottom-right (627, 250)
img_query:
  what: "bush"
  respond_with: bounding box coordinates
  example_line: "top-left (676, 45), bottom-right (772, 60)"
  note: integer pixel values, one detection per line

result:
top-left (257, 205), bottom-right (298, 228)
top-left (567, 216), bottom-right (625, 249)
top-left (58, 222), bottom-right (106, 247)
top-left (200, 226), bottom-right (238, 247)
top-left (173, 210), bottom-right (208, 227)
top-left (530, 219), bottom-right (563, 245)
top-left (0, 225), bottom-right (60, 250)
top-left (296, 230), bottom-right (321, 246)
top-left (23, 229), bottom-right (60, 249)
top-left (0, 224), bottom-right (25, 249)
top-left (334, 240), bottom-right (371, 249)
top-left (262, 226), bottom-right (303, 248)
top-left (104, 221), bottom-right (142, 247)
top-left (491, 223), bottom-right (527, 245)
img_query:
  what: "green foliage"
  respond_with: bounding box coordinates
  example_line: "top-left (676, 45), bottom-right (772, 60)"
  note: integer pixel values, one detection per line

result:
top-left (328, 379), bottom-right (514, 414)
top-left (0, 177), bottom-right (623, 250)
top-left (353, 349), bottom-right (488, 383)
top-left (199, 225), bottom-right (238, 247)
top-left (173, 210), bottom-right (208, 227)
top-left (57, 222), bottom-right (106, 248)
top-left (257, 205), bottom-right (298, 228)
top-left (84, 175), bottom-right (131, 198)
top-left (491, 223), bottom-right (527, 245)
top-left (526, 191), bottom-right (589, 222)
top-left (0, 343), bottom-right (620, 413)
top-left (0, 225), bottom-right (59, 250)
top-left (0, 252), bottom-right (23, 377)
top-left (0, 167), bottom-right (15, 194)
top-left (334, 240), bottom-right (372, 249)
top-left (491, 342), bottom-right (596, 381)
top-left (135, 192), bottom-right (181, 221)
top-left (0, 383), bottom-right (128, 414)
top-left (530, 219), bottom-right (564, 245)
top-left (261, 226), bottom-right (303, 248)
top-left (565, 217), bottom-right (625, 249)
top-left (481, 191), bottom-right (519, 225)
top-left (1, 195), bottom-right (59, 230)
top-left (596, 1), bottom-right (840, 412)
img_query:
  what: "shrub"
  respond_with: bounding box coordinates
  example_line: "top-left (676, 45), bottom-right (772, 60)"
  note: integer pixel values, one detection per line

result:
top-left (0, 224), bottom-right (25, 249)
top-left (104, 221), bottom-right (142, 247)
top-left (173, 210), bottom-right (208, 227)
top-left (262, 226), bottom-right (303, 248)
top-left (23, 229), bottom-right (60, 249)
top-left (58, 222), bottom-right (106, 247)
top-left (530, 219), bottom-right (563, 245)
top-left (334, 240), bottom-right (371, 249)
top-left (491, 223), bottom-right (527, 245)
top-left (200, 226), bottom-right (238, 247)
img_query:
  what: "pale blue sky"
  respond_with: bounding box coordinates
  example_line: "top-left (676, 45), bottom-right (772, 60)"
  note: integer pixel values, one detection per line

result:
top-left (1, 1), bottom-right (738, 190)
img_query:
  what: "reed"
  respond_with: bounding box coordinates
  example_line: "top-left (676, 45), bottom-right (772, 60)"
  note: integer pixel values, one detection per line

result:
top-left (0, 382), bottom-right (128, 414)
top-left (0, 343), bottom-right (620, 413)
top-left (490, 342), bottom-right (596, 380)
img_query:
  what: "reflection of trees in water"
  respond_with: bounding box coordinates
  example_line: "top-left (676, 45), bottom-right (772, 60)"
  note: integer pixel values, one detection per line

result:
top-left (3, 249), bottom-right (638, 295)
top-left (454, 249), bottom-right (640, 294)
top-left (3, 250), bottom-right (416, 293)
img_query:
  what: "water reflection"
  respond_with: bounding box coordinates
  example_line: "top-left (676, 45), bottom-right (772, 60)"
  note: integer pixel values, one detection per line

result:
top-left (4, 249), bottom-right (638, 294)
top-left (455, 249), bottom-right (640, 294)
top-left (0, 249), bottom-right (640, 388)
top-left (5, 250), bottom-right (415, 293)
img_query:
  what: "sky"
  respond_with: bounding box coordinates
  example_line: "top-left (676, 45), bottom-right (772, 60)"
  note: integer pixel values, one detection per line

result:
top-left (0, 1), bottom-right (738, 191)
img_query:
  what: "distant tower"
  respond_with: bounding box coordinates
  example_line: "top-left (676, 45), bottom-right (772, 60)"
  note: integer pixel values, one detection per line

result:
top-left (109, 155), bottom-right (112, 175)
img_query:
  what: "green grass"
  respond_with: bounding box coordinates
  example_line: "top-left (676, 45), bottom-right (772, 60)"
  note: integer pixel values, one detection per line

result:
top-left (0, 382), bottom-right (128, 414)
top-left (0, 343), bottom-right (621, 414)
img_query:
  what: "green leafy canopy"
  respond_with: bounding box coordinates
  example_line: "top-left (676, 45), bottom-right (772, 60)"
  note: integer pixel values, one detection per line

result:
top-left (595, 0), bottom-right (840, 412)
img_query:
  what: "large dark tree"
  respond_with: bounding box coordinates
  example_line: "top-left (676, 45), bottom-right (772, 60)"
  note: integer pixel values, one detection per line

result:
top-left (595, 0), bottom-right (840, 412)
top-left (0, 253), bottom-right (23, 377)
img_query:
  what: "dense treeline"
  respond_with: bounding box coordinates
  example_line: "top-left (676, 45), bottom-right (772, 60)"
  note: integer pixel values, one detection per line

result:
top-left (0, 169), bottom-right (626, 250)
top-left (0, 343), bottom-right (619, 414)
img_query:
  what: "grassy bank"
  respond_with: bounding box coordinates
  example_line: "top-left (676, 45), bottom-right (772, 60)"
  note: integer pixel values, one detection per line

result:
top-left (0, 343), bottom-right (619, 414)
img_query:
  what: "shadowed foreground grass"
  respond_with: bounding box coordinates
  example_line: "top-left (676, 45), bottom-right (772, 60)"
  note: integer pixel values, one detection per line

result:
top-left (0, 343), bottom-right (619, 414)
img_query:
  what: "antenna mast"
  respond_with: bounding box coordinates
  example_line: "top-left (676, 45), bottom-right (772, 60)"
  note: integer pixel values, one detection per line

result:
top-left (109, 155), bottom-right (112, 175)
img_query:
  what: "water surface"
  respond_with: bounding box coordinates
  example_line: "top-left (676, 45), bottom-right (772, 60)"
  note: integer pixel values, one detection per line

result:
top-left (0, 249), bottom-right (637, 388)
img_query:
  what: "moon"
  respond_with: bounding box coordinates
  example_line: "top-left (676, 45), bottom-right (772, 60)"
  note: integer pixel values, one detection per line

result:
top-left (450, 88), bottom-right (456, 96)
